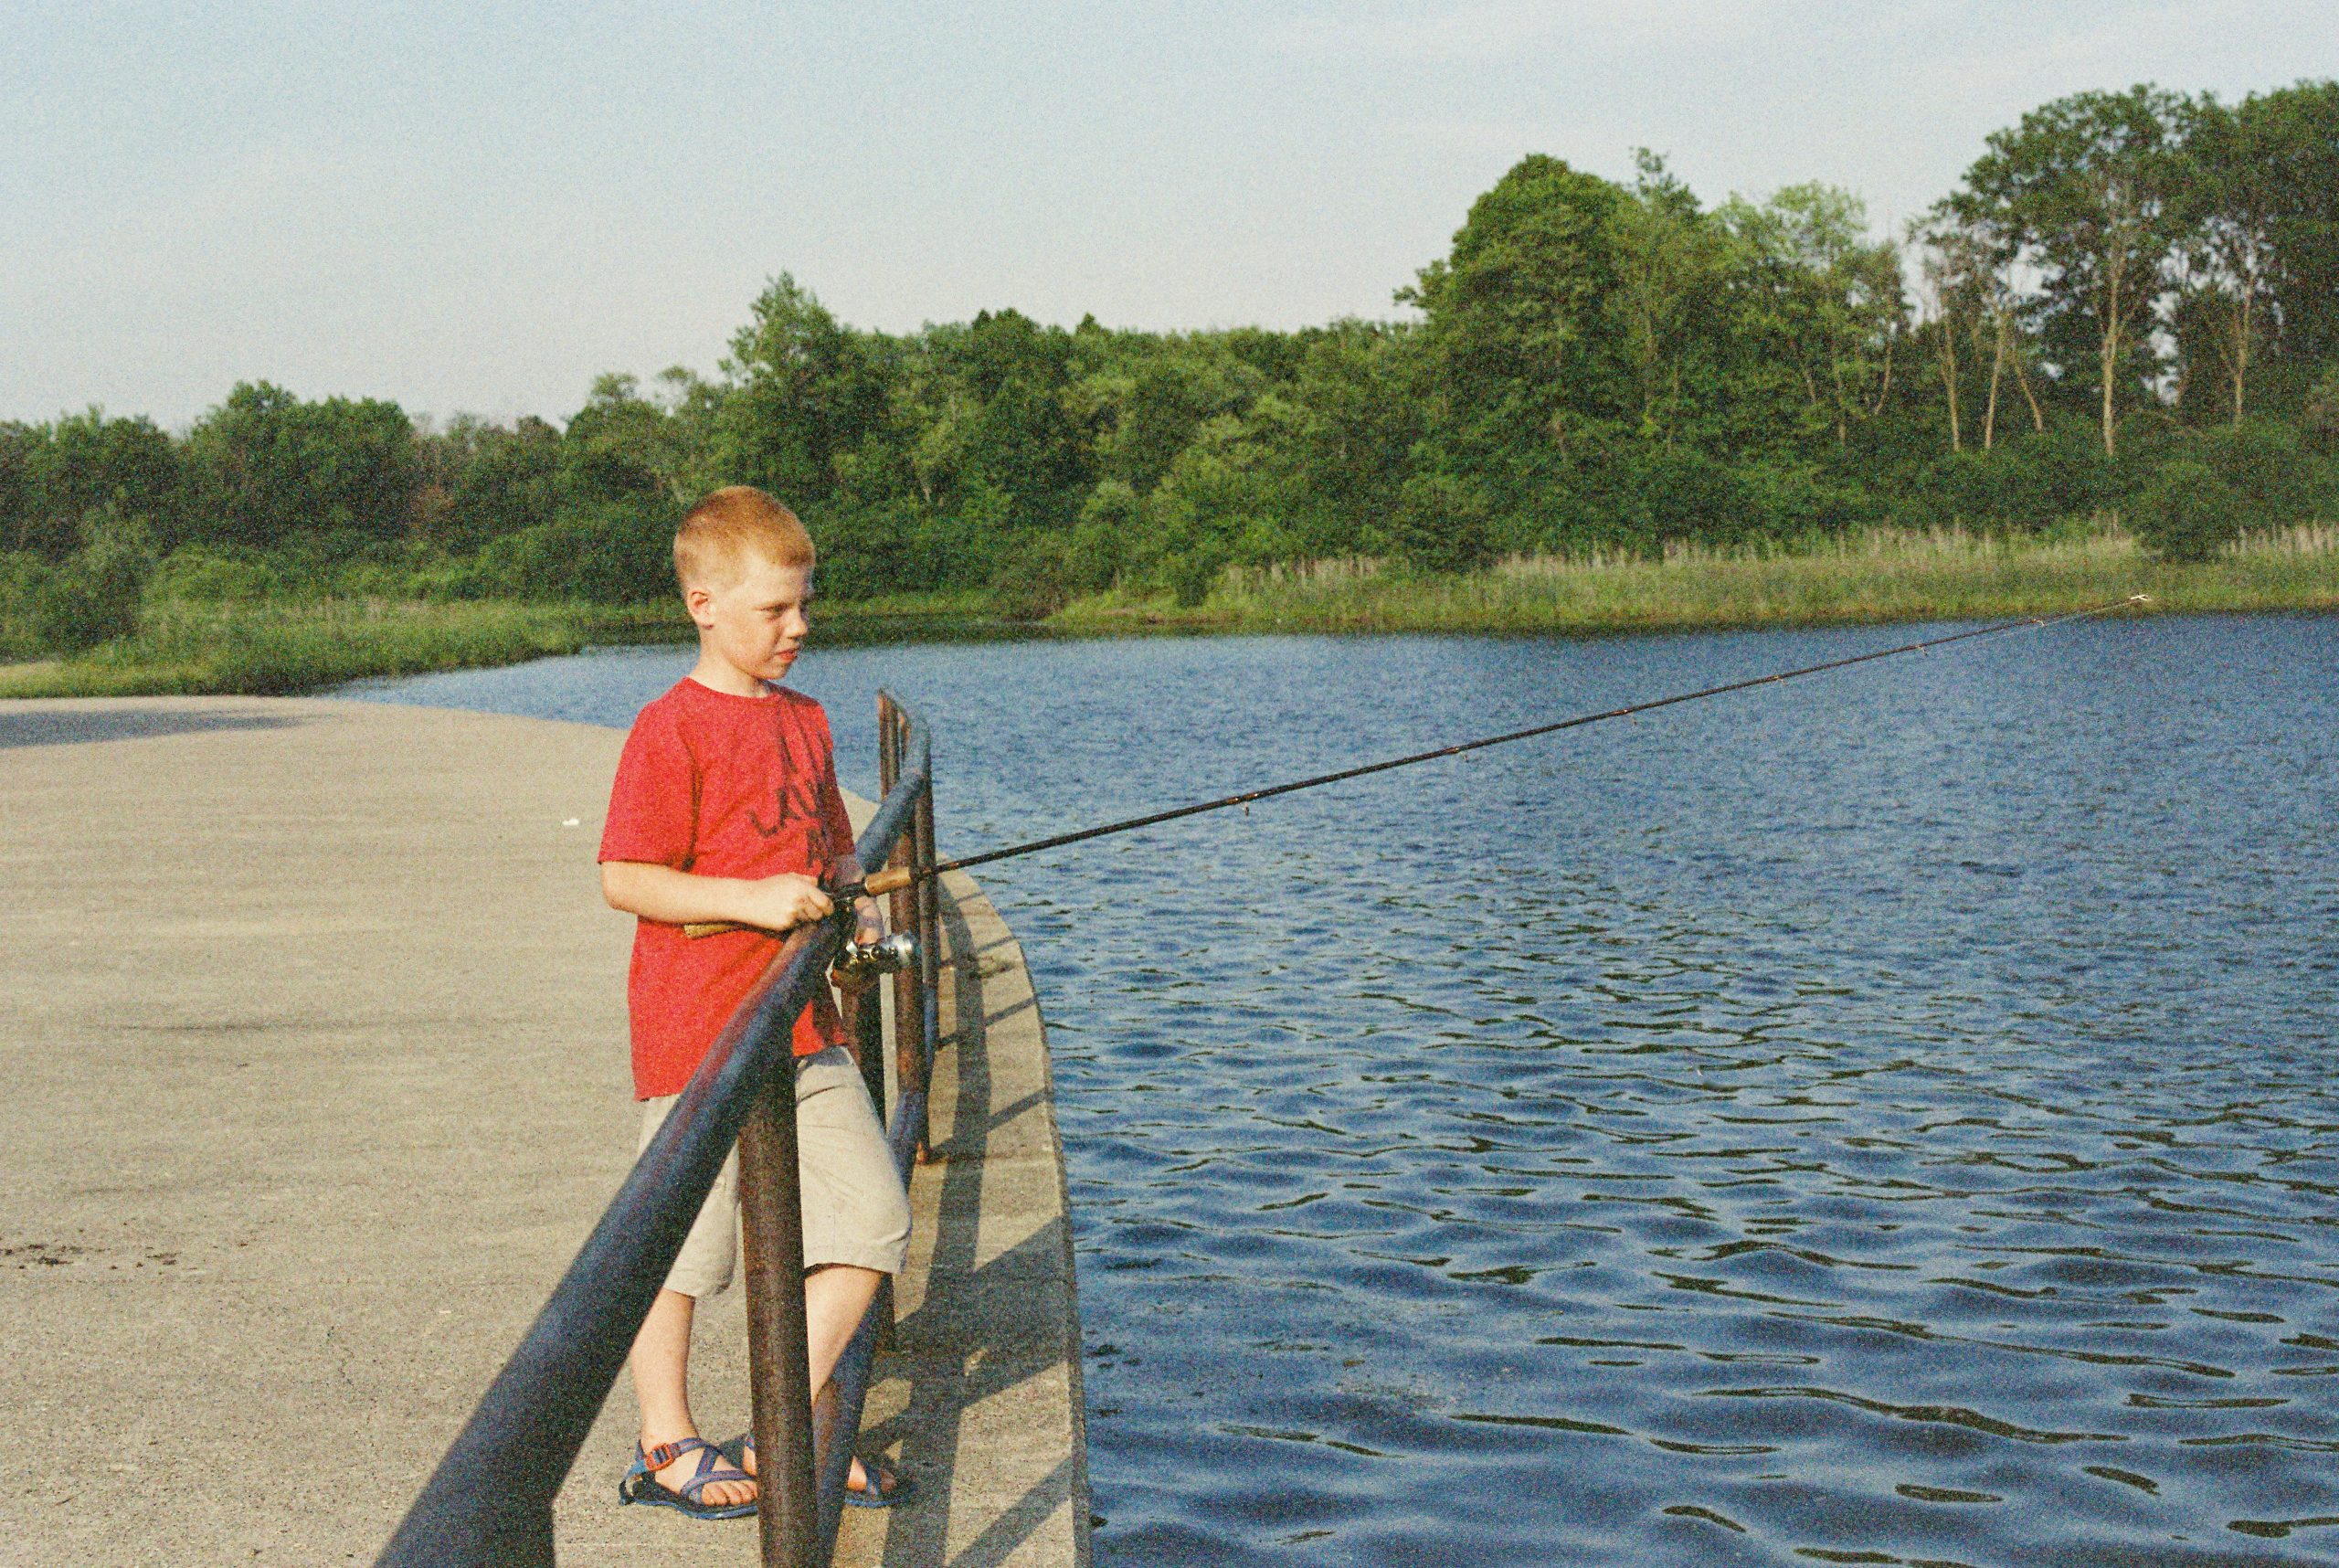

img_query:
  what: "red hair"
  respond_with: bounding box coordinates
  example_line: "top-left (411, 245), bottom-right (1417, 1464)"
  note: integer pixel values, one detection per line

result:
top-left (674, 485), bottom-right (813, 589)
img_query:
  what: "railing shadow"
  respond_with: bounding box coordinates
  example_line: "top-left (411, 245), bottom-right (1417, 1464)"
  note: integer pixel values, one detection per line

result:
top-left (866, 882), bottom-right (1085, 1568)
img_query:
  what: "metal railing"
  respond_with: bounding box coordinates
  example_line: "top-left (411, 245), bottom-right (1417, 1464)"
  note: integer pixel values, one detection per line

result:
top-left (377, 692), bottom-right (938, 1568)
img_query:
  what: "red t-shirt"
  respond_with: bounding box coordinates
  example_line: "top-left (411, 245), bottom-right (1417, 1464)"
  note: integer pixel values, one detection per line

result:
top-left (598, 677), bottom-right (856, 1097)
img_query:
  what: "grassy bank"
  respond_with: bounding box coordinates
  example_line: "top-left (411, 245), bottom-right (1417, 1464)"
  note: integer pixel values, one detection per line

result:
top-left (0, 600), bottom-right (635, 698)
top-left (1050, 524), bottom-right (2339, 635)
top-left (4, 527), bottom-right (2333, 699)
top-left (0, 588), bottom-right (1004, 699)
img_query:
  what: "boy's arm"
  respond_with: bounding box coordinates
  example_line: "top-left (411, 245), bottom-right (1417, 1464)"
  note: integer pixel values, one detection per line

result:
top-left (601, 861), bottom-right (834, 933)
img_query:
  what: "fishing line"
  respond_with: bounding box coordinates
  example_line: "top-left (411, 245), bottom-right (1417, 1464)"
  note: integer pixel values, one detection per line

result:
top-left (685, 594), bottom-right (2146, 938)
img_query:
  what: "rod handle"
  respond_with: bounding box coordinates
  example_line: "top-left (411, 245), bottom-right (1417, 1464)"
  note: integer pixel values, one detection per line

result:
top-left (681, 868), bottom-right (915, 938)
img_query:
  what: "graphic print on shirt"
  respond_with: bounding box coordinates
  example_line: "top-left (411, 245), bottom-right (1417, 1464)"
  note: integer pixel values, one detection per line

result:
top-left (748, 705), bottom-right (827, 842)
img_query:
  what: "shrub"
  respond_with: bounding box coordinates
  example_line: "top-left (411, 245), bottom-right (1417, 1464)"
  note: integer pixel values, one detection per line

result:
top-left (474, 501), bottom-right (674, 601)
top-left (1162, 547), bottom-right (1224, 607)
top-left (2128, 461), bottom-right (2246, 562)
top-left (2302, 366), bottom-right (2339, 454)
top-left (2191, 419), bottom-right (2332, 528)
top-left (35, 540), bottom-right (148, 650)
top-left (990, 535), bottom-right (1074, 620)
top-left (1064, 480), bottom-right (1140, 591)
top-left (0, 551), bottom-right (50, 659)
top-left (331, 559), bottom-right (416, 599)
top-left (1741, 461), bottom-right (1881, 539)
top-left (1912, 423), bottom-right (2116, 533)
top-left (1390, 471), bottom-right (1493, 573)
top-left (146, 547), bottom-right (281, 604)
top-left (405, 556), bottom-right (494, 602)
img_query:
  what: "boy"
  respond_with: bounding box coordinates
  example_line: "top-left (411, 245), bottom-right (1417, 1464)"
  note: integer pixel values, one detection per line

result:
top-left (598, 485), bottom-right (912, 1518)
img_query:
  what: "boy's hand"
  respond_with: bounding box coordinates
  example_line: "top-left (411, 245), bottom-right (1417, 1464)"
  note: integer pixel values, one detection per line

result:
top-left (853, 896), bottom-right (884, 944)
top-left (739, 874), bottom-right (834, 933)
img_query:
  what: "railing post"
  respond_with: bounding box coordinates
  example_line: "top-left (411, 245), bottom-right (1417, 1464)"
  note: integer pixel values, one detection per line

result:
top-left (880, 695), bottom-right (929, 1164)
top-left (888, 825), bottom-right (926, 1157)
top-left (737, 1067), bottom-right (819, 1568)
top-left (914, 778), bottom-right (939, 1161)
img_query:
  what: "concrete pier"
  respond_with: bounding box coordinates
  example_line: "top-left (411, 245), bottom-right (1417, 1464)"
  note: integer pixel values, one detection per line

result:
top-left (0, 696), bottom-right (1089, 1567)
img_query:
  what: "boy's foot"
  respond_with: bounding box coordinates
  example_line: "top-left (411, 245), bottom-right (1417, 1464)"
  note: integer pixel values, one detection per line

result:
top-left (730, 1433), bottom-right (901, 1505)
top-left (640, 1432), bottom-right (757, 1510)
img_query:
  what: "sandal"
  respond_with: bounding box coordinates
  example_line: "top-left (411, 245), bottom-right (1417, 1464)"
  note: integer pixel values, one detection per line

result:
top-left (617, 1436), bottom-right (757, 1520)
top-left (842, 1457), bottom-right (907, 1510)
top-left (723, 1433), bottom-right (909, 1510)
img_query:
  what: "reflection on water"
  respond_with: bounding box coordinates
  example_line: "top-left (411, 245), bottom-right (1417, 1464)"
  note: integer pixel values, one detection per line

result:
top-left (351, 614), bottom-right (2339, 1566)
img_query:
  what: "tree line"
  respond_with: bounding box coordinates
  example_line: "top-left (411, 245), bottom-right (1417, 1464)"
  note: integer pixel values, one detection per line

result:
top-left (5, 79), bottom-right (2337, 652)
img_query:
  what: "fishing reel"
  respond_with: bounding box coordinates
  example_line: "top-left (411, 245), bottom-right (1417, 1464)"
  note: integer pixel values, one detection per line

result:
top-left (831, 922), bottom-right (917, 991)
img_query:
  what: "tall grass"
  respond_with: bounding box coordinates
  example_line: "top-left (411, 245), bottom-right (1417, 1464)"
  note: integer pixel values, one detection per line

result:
top-left (0, 588), bottom-right (1014, 699)
top-left (1053, 524), bottom-right (2339, 635)
top-left (5, 527), bottom-right (2333, 699)
top-left (0, 599), bottom-right (613, 698)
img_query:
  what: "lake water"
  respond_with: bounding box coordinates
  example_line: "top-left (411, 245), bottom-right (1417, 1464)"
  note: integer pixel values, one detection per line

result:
top-left (350, 612), bottom-right (2339, 1567)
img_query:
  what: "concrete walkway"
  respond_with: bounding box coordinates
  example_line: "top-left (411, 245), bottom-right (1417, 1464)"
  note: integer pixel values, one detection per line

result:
top-left (0, 696), bottom-right (1088, 1568)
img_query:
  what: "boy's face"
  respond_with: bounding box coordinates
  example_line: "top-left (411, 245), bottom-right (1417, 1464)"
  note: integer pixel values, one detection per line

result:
top-left (687, 554), bottom-right (813, 684)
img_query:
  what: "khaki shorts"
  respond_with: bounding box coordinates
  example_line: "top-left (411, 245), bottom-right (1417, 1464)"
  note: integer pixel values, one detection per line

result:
top-left (638, 1044), bottom-right (912, 1298)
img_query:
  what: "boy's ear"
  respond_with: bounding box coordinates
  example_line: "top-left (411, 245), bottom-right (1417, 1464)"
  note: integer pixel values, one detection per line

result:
top-left (683, 582), bottom-right (715, 626)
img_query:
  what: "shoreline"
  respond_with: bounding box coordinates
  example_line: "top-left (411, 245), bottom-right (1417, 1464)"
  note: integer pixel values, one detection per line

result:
top-left (4, 528), bottom-right (2333, 698)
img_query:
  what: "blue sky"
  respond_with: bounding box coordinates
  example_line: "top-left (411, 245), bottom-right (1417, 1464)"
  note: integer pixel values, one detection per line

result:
top-left (5, 1), bottom-right (2333, 428)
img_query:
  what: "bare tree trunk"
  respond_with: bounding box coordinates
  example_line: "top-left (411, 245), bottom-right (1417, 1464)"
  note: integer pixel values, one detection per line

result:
top-left (2100, 323), bottom-right (2120, 456)
top-left (1829, 350), bottom-right (1848, 446)
top-left (2010, 348), bottom-right (2045, 434)
top-left (1933, 326), bottom-right (1963, 453)
top-left (2233, 290), bottom-right (2251, 426)
top-left (1983, 316), bottom-right (2006, 450)
top-left (2099, 252), bottom-right (2123, 458)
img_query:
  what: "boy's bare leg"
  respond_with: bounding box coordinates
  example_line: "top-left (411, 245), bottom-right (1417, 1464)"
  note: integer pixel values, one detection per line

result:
top-left (736, 1264), bottom-right (887, 1492)
top-left (630, 1287), bottom-right (756, 1507)
top-left (806, 1264), bottom-right (884, 1390)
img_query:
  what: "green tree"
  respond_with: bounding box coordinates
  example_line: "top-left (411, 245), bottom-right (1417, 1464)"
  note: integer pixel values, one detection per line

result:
top-left (1612, 152), bottom-right (1734, 447)
top-left (2302, 365), bottom-right (2339, 450)
top-left (714, 275), bottom-right (891, 511)
top-left (32, 505), bottom-right (153, 650)
top-left (1390, 470), bottom-right (1493, 572)
top-left (186, 383), bottom-right (420, 549)
top-left (1079, 331), bottom-right (1270, 494)
top-left (423, 415), bottom-right (562, 551)
top-left (1954, 85), bottom-right (2193, 455)
top-left (1140, 414), bottom-right (1291, 597)
top-left (2174, 91), bottom-right (2285, 423)
top-left (2251, 79), bottom-right (2339, 365)
top-left (562, 375), bottom-right (682, 509)
top-left (953, 309), bottom-right (1086, 527)
top-left (4, 409), bottom-right (187, 559)
top-left (1719, 184), bottom-right (1903, 450)
top-left (1065, 478), bottom-right (1141, 588)
top-left (1402, 154), bottom-right (1633, 475)
top-left (1281, 320), bottom-right (1421, 552)
top-left (0, 424), bottom-right (38, 557)
top-left (2129, 459), bottom-right (2243, 560)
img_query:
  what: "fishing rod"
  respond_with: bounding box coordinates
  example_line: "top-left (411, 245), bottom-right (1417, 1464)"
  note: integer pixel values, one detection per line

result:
top-left (683, 594), bottom-right (2148, 940)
